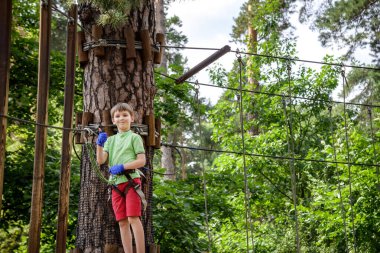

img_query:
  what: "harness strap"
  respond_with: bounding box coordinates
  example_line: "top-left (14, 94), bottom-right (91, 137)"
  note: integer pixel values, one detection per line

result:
top-left (111, 170), bottom-right (147, 212)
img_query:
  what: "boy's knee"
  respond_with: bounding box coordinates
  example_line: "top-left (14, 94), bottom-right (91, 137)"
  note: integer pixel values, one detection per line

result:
top-left (127, 216), bottom-right (140, 225)
top-left (118, 218), bottom-right (129, 228)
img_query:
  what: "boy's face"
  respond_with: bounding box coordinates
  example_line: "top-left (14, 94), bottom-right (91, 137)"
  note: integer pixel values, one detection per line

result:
top-left (112, 110), bottom-right (134, 132)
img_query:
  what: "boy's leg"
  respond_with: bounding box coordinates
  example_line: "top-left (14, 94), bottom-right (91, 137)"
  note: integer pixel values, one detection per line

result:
top-left (119, 218), bottom-right (133, 253)
top-left (126, 178), bottom-right (145, 253)
top-left (128, 216), bottom-right (145, 253)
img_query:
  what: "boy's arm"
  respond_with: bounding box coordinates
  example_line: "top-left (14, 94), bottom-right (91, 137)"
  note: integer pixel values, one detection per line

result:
top-left (123, 153), bottom-right (146, 170)
top-left (96, 146), bottom-right (108, 165)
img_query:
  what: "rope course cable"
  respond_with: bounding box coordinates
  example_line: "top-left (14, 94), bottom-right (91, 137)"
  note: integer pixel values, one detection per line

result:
top-left (193, 81), bottom-right (213, 252)
top-left (328, 103), bottom-right (349, 252)
top-left (341, 68), bottom-right (357, 252)
top-left (236, 51), bottom-right (255, 253)
top-left (367, 107), bottom-right (380, 190)
top-left (282, 61), bottom-right (300, 253)
top-left (161, 45), bottom-right (380, 71)
top-left (154, 71), bottom-right (380, 109)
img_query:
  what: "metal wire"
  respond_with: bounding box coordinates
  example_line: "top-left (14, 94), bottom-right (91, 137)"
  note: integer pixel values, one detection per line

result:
top-left (236, 52), bottom-right (255, 253)
top-left (282, 62), bottom-right (300, 253)
top-left (341, 68), bottom-right (357, 252)
top-left (154, 71), bottom-right (380, 109)
top-left (160, 45), bottom-right (380, 71)
top-left (194, 82), bottom-right (213, 252)
top-left (328, 104), bottom-right (349, 252)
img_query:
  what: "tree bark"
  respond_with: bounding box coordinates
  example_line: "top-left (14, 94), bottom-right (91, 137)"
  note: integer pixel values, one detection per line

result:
top-left (76, 2), bottom-right (156, 252)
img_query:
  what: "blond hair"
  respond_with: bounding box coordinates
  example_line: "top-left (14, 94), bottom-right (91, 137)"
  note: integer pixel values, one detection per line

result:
top-left (110, 103), bottom-right (134, 118)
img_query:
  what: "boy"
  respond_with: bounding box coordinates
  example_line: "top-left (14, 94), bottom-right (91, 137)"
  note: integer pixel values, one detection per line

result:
top-left (96, 102), bottom-right (146, 253)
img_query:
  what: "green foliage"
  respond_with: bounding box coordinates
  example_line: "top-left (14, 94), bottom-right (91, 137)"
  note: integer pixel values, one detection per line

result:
top-left (81, 0), bottom-right (140, 27)
top-left (1, 0), bottom-right (83, 250)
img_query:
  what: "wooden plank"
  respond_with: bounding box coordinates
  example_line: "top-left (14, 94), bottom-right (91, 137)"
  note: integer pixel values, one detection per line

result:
top-left (140, 29), bottom-right (152, 64)
top-left (153, 33), bottom-right (165, 64)
top-left (92, 24), bottom-right (105, 57)
top-left (0, 0), bottom-right (12, 213)
top-left (101, 110), bottom-right (114, 137)
top-left (145, 114), bottom-right (155, 146)
top-left (124, 25), bottom-right (136, 59)
top-left (28, 1), bottom-right (52, 252)
top-left (81, 112), bottom-right (93, 143)
top-left (154, 117), bottom-right (161, 149)
top-left (77, 31), bottom-right (88, 66)
top-left (75, 112), bottom-right (83, 144)
top-left (55, 5), bottom-right (77, 253)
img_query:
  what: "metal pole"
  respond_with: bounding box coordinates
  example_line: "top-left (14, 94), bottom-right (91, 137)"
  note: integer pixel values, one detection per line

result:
top-left (0, 0), bottom-right (12, 213)
top-left (55, 4), bottom-right (77, 253)
top-left (175, 45), bottom-right (230, 84)
top-left (28, 0), bottom-right (51, 252)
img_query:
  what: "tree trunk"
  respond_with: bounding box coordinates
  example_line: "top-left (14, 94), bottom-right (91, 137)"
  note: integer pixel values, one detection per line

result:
top-left (154, 0), bottom-right (176, 180)
top-left (76, 2), bottom-right (156, 252)
top-left (247, 3), bottom-right (260, 135)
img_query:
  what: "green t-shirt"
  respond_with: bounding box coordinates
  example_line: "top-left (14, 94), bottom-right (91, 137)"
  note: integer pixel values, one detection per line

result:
top-left (103, 130), bottom-right (145, 185)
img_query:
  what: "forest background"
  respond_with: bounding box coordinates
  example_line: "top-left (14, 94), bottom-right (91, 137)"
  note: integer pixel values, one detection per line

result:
top-left (1, 0), bottom-right (379, 252)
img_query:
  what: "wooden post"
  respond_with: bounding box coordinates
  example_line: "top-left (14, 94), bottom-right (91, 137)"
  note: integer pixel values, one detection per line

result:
top-left (77, 31), bottom-right (88, 66)
top-left (80, 112), bottom-right (93, 143)
top-left (101, 110), bottom-right (114, 137)
top-left (0, 0), bottom-right (12, 213)
top-left (145, 113), bottom-right (155, 146)
top-left (75, 112), bottom-right (83, 144)
top-left (154, 118), bottom-right (161, 149)
top-left (124, 26), bottom-right (136, 59)
top-left (140, 29), bottom-right (152, 64)
top-left (56, 5), bottom-right (77, 253)
top-left (28, 0), bottom-right (52, 252)
top-left (92, 25), bottom-right (105, 57)
top-left (153, 33), bottom-right (165, 64)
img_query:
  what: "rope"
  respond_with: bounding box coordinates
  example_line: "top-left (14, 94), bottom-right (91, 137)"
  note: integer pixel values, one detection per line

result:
top-left (341, 68), bottom-right (357, 252)
top-left (82, 128), bottom-right (111, 185)
top-left (236, 52), bottom-right (255, 252)
top-left (154, 71), bottom-right (380, 109)
top-left (328, 104), bottom-right (349, 252)
top-left (282, 62), bottom-right (300, 253)
top-left (194, 82), bottom-right (213, 252)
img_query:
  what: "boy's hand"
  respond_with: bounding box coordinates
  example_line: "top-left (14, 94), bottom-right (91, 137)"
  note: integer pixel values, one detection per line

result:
top-left (96, 132), bottom-right (108, 147)
top-left (109, 164), bottom-right (125, 175)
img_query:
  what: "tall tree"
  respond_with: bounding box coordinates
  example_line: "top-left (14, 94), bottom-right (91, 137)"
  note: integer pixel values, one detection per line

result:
top-left (74, 1), bottom-right (157, 251)
top-left (299, 0), bottom-right (380, 65)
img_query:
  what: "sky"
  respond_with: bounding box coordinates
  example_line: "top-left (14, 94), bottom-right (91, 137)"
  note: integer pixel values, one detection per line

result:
top-left (167, 0), bottom-right (356, 103)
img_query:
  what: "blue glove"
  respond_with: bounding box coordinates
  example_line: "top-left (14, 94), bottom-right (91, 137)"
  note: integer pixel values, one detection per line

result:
top-left (96, 132), bottom-right (108, 147)
top-left (109, 164), bottom-right (125, 175)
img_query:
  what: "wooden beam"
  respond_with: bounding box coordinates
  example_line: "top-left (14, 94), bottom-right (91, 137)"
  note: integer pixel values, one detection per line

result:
top-left (124, 26), bottom-right (136, 59)
top-left (101, 110), bottom-right (114, 137)
top-left (92, 25), bottom-right (105, 57)
top-left (28, 0), bottom-right (52, 252)
top-left (140, 29), bottom-right (152, 64)
top-left (153, 33), bottom-right (165, 64)
top-left (175, 45), bottom-right (231, 84)
top-left (0, 0), bottom-right (12, 213)
top-left (145, 113), bottom-right (155, 146)
top-left (56, 5), bottom-right (77, 253)
top-left (77, 31), bottom-right (88, 67)
top-left (75, 112), bottom-right (83, 144)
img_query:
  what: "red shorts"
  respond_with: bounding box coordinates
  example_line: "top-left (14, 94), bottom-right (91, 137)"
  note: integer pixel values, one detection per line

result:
top-left (112, 178), bottom-right (142, 221)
